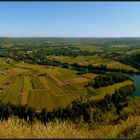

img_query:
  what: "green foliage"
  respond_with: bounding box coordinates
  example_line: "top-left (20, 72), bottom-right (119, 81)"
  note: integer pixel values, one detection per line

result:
top-left (88, 72), bottom-right (132, 88)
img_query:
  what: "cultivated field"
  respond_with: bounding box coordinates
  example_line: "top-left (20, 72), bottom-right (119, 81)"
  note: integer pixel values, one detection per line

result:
top-left (49, 55), bottom-right (137, 72)
top-left (0, 58), bottom-right (135, 111)
top-left (0, 59), bottom-right (92, 111)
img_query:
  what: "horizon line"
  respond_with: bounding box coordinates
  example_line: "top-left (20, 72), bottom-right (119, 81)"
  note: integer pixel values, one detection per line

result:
top-left (1, 36), bottom-right (140, 38)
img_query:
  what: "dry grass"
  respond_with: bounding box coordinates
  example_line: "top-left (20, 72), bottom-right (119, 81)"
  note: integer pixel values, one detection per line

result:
top-left (0, 118), bottom-right (93, 138)
top-left (1, 116), bottom-right (140, 138)
top-left (92, 115), bottom-right (140, 138)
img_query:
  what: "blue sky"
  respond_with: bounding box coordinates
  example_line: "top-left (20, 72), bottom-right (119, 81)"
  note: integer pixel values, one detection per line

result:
top-left (0, 2), bottom-right (140, 37)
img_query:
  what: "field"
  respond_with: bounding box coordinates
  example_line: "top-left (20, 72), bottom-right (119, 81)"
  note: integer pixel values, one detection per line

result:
top-left (0, 57), bottom-right (135, 112)
top-left (88, 80), bottom-right (134, 101)
top-left (49, 55), bottom-right (113, 65)
top-left (0, 59), bottom-right (92, 111)
top-left (76, 44), bottom-right (104, 52)
top-left (107, 61), bottom-right (138, 72)
top-left (48, 55), bottom-right (138, 72)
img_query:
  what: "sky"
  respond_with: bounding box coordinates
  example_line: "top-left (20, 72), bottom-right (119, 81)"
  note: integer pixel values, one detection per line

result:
top-left (0, 2), bottom-right (140, 37)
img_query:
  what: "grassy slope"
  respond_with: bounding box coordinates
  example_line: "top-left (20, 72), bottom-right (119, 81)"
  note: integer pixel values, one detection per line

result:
top-left (89, 80), bottom-right (134, 101)
top-left (0, 116), bottom-right (140, 138)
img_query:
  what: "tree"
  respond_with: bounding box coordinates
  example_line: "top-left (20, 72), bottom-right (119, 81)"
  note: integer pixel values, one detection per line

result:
top-left (27, 107), bottom-right (36, 124)
top-left (40, 108), bottom-right (48, 125)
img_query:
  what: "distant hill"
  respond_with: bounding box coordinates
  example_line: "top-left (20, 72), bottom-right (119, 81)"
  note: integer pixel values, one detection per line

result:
top-left (1, 37), bottom-right (140, 47)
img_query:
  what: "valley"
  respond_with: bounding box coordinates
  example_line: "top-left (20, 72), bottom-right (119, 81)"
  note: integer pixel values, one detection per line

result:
top-left (0, 37), bottom-right (140, 138)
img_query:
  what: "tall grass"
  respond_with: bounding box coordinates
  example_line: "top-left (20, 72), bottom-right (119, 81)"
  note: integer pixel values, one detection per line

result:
top-left (92, 115), bottom-right (140, 138)
top-left (1, 116), bottom-right (140, 138)
top-left (0, 118), bottom-right (93, 138)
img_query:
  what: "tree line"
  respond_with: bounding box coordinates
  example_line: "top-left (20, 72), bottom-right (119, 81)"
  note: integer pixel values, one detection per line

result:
top-left (87, 72), bottom-right (133, 88)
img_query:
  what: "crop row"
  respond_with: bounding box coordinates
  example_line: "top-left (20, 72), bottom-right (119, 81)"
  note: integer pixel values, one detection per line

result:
top-left (1, 77), bottom-right (24, 105)
top-left (31, 76), bottom-right (46, 89)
